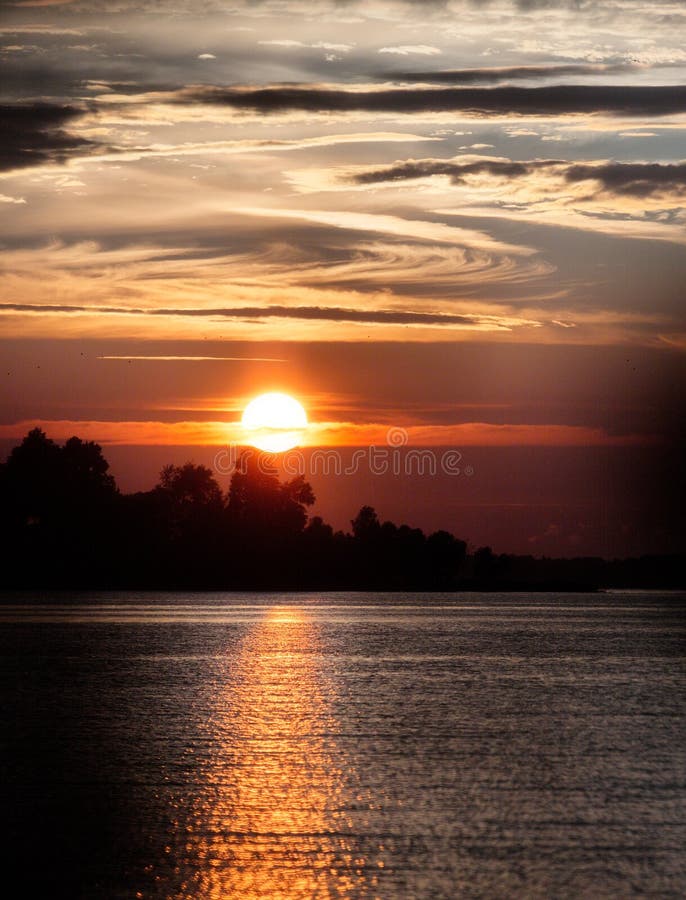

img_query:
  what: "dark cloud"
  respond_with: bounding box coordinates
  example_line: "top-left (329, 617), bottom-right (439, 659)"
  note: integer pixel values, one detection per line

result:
top-left (0, 301), bottom-right (479, 327)
top-left (565, 162), bottom-right (686, 197)
top-left (374, 63), bottom-right (637, 84)
top-left (351, 157), bottom-right (561, 184)
top-left (0, 102), bottom-right (94, 171)
top-left (350, 156), bottom-right (686, 199)
top-left (178, 83), bottom-right (686, 117)
top-left (153, 305), bottom-right (478, 326)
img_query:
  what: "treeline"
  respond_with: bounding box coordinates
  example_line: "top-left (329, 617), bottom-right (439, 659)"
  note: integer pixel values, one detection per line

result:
top-left (0, 429), bottom-right (682, 591)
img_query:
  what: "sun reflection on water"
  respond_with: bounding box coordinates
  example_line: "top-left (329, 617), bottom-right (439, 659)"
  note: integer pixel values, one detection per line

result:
top-left (171, 607), bottom-right (379, 899)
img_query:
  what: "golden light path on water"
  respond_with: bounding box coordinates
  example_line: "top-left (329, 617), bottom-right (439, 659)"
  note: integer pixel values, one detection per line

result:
top-left (171, 607), bottom-right (385, 899)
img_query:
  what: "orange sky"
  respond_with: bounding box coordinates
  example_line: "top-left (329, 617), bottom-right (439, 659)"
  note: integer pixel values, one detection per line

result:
top-left (2, 0), bottom-right (685, 555)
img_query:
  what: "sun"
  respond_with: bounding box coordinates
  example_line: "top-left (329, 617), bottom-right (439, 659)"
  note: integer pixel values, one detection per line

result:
top-left (241, 392), bottom-right (308, 453)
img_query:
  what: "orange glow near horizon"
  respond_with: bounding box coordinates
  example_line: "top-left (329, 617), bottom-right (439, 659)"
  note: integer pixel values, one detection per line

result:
top-left (0, 418), bottom-right (660, 449)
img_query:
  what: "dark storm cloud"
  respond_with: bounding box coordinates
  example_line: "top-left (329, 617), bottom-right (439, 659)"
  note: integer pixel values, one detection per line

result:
top-left (178, 83), bottom-right (686, 117)
top-left (350, 157), bottom-right (686, 199)
top-left (0, 102), bottom-right (94, 171)
top-left (374, 63), bottom-right (637, 84)
top-left (0, 302), bottom-right (478, 327)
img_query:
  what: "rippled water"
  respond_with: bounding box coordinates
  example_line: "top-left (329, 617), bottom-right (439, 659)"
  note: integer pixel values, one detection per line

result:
top-left (2, 592), bottom-right (685, 899)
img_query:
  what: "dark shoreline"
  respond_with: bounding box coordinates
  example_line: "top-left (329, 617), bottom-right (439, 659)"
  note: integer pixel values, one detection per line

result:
top-left (2, 570), bottom-right (685, 594)
top-left (3, 430), bottom-right (684, 595)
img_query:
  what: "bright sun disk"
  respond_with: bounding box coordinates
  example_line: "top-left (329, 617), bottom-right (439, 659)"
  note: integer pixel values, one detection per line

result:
top-left (241, 392), bottom-right (308, 453)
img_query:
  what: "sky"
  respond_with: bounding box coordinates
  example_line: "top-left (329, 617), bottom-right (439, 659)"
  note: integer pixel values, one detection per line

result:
top-left (1, 0), bottom-right (685, 556)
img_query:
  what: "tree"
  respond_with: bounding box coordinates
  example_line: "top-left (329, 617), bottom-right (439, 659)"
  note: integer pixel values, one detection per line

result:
top-left (158, 463), bottom-right (223, 509)
top-left (0, 429), bottom-right (120, 587)
top-left (474, 545), bottom-right (494, 577)
top-left (427, 530), bottom-right (467, 569)
top-left (228, 452), bottom-right (315, 534)
top-left (154, 462), bottom-right (224, 547)
top-left (351, 505), bottom-right (380, 541)
top-left (1, 428), bottom-right (62, 523)
top-left (61, 436), bottom-right (118, 505)
top-left (1, 429), bottom-right (117, 525)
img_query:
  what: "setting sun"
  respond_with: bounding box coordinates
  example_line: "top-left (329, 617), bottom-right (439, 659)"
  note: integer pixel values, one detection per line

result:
top-left (241, 392), bottom-right (308, 453)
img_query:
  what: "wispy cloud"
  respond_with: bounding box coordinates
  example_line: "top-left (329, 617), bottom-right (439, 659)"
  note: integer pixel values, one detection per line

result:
top-left (378, 45), bottom-right (442, 56)
top-left (259, 39), bottom-right (354, 52)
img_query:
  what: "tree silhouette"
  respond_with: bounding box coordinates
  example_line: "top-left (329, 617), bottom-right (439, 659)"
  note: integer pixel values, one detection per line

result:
top-left (158, 463), bottom-right (223, 509)
top-left (0, 429), bottom-right (118, 585)
top-left (62, 436), bottom-right (117, 498)
top-left (1, 428), bottom-right (64, 525)
top-left (0, 428), bottom-right (680, 590)
top-left (351, 505), bottom-right (380, 541)
top-left (228, 452), bottom-right (315, 535)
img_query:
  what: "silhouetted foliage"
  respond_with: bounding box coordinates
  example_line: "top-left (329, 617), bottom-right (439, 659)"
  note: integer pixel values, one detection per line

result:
top-left (351, 505), bottom-right (380, 540)
top-left (0, 429), bottom-right (682, 590)
top-left (159, 462), bottom-right (223, 509)
top-left (228, 452), bottom-right (314, 536)
top-left (0, 428), bottom-right (120, 583)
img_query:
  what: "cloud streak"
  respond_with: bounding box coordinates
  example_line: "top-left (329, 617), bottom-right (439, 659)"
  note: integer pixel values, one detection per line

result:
top-left (171, 83), bottom-right (686, 118)
top-left (0, 301), bottom-right (531, 330)
top-left (374, 63), bottom-right (639, 83)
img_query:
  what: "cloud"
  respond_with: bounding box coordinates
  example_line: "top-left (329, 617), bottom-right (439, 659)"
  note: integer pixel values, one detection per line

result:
top-left (235, 206), bottom-right (536, 256)
top-left (258, 39), bottom-right (353, 52)
top-left (564, 162), bottom-right (686, 197)
top-left (0, 109), bottom-right (437, 171)
top-left (93, 131), bottom-right (438, 163)
top-left (0, 300), bottom-right (516, 329)
top-left (375, 63), bottom-right (638, 83)
top-left (349, 155), bottom-right (686, 200)
top-left (0, 222), bottom-right (552, 336)
top-left (332, 154), bottom-right (686, 243)
top-left (0, 24), bottom-right (83, 35)
top-left (350, 156), bottom-right (560, 184)
top-left (0, 103), bottom-right (95, 172)
top-left (378, 45), bottom-right (442, 56)
top-left (169, 83), bottom-right (686, 118)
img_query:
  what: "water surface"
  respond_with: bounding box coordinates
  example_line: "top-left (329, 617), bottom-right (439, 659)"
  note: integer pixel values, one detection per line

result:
top-left (2, 592), bottom-right (685, 898)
